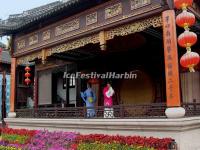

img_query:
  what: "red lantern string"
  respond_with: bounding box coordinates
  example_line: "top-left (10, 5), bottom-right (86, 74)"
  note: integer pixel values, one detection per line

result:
top-left (24, 66), bottom-right (31, 85)
top-left (174, 0), bottom-right (199, 72)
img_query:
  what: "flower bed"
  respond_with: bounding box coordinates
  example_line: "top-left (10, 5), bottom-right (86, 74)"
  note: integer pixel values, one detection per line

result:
top-left (24, 130), bottom-right (77, 150)
top-left (75, 134), bottom-right (173, 150)
top-left (0, 128), bottom-right (175, 150)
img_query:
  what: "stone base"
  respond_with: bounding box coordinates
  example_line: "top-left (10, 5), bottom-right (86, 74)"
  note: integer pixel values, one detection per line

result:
top-left (4, 117), bottom-right (200, 150)
top-left (7, 112), bottom-right (16, 118)
top-left (165, 107), bottom-right (185, 118)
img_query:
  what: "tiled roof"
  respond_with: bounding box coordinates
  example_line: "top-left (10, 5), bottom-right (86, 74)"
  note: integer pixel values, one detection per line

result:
top-left (0, 0), bottom-right (105, 35)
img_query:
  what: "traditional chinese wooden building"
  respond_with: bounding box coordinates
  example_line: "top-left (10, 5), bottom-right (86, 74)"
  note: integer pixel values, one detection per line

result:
top-left (1, 0), bottom-right (200, 149)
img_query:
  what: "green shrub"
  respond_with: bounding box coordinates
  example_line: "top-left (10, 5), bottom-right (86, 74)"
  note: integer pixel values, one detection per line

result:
top-left (1, 134), bottom-right (29, 144)
top-left (77, 142), bottom-right (155, 150)
top-left (0, 145), bottom-right (21, 150)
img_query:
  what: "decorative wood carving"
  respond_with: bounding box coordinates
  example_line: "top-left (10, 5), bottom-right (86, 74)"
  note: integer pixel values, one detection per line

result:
top-left (16, 15), bottom-right (162, 65)
top-left (130, 0), bottom-right (151, 10)
top-left (42, 30), bottom-right (51, 41)
top-left (105, 3), bottom-right (122, 19)
top-left (17, 40), bottom-right (25, 49)
top-left (29, 34), bottom-right (38, 46)
top-left (55, 19), bottom-right (80, 36)
top-left (14, 0), bottom-right (163, 54)
top-left (106, 15), bottom-right (162, 40)
top-left (86, 12), bottom-right (98, 26)
top-left (47, 34), bottom-right (99, 56)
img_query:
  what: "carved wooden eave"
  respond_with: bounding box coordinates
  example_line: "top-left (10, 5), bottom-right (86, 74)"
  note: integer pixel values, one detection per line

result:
top-left (14, 0), bottom-right (166, 65)
top-left (16, 15), bottom-right (162, 65)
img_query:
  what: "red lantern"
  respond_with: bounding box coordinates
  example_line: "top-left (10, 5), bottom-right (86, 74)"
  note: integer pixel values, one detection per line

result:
top-left (25, 66), bottom-right (31, 72)
top-left (25, 78), bottom-right (31, 85)
top-left (25, 72), bottom-right (31, 78)
top-left (176, 10), bottom-right (195, 29)
top-left (178, 31), bottom-right (197, 48)
top-left (180, 51), bottom-right (200, 72)
top-left (174, 0), bottom-right (193, 10)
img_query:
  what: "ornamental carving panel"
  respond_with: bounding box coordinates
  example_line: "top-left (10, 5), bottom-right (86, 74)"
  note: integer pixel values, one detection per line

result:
top-left (17, 40), bottom-right (25, 49)
top-left (106, 16), bottom-right (162, 40)
top-left (55, 19), bottom-right (80, 36)
top-left (29, 34), bottom-right (38, 46)
top-left (17, 52), bottom-right (41, 65)
top-left (48, 34), bottom-right (99, 55)
top-left (130, 0), bottom-right (151, 10)
top-left (105, 3), bottom-right (122, 19)
top-left (86, 12), bottom-right (97, 26)
top-left (42, 30), bottom-right (51, 41)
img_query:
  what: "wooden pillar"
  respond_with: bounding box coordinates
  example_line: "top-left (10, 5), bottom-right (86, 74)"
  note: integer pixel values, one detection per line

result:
top-left (8, 58), bottom-right (17, 118)
top-left (34, 71), bottom-right (38, 108)
top-left (162, 10), bottom-right (185, 118)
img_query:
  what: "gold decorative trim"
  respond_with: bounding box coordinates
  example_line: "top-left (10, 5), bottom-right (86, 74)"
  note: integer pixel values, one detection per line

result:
top-left (105, 3), bottom-right (122, 19)
top-left (106, 15), bottom-right (162, 40)
top-left (16, 34), bottom-right (99, 65)
top-left (17, 52), bottom-right (41, 65)
top-left (47, 34), bottom-right (99, 56)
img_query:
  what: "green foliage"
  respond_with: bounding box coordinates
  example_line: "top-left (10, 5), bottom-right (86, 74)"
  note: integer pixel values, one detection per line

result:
top-left (0, 145), bottom-right (21, 150)
top-left (77, 142), bottom-right (155, 150)
top-left (1, 134), bottom-right (29, 144)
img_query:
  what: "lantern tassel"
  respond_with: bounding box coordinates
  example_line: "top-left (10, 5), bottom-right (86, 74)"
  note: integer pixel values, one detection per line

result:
top-left (186, 47), bottom-right (191, 53)
top-left (189, 66), bottom-right (195, 72)
top-left (184, 24), bottom-right (189, 31)
top-left (181, 3), bottom-right (188, 11)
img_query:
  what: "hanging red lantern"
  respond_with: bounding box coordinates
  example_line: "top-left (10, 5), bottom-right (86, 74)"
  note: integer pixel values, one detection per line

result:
top-left (178, 31), bottom-right (197, 48)
top-left (180, 51), bottom-right (200, 72)
top-left (24, 66), bottom-right (31, 85)
top-left (174, 0), bottom-right (193, 10)
top-left (25, 78), bottom-right (31, 85)
top-left (25, 66), bottom-right (31, 72)
top-left (25, 72), bottom-right (31, 78)
top-left (176, 10), bottom-right (195, 29)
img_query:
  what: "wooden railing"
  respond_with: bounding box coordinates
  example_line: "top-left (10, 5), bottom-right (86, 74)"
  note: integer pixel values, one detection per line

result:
top-left (15, 102), bottom-right (200, 119)
top-left (16, 103), bottom-right (166, 119)
top-left (182, 101), bottom-right (200, 117)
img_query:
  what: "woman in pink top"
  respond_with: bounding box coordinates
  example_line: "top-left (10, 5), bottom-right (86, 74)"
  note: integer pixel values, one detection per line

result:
top-left (103, 82), bottom-right (115, 118)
